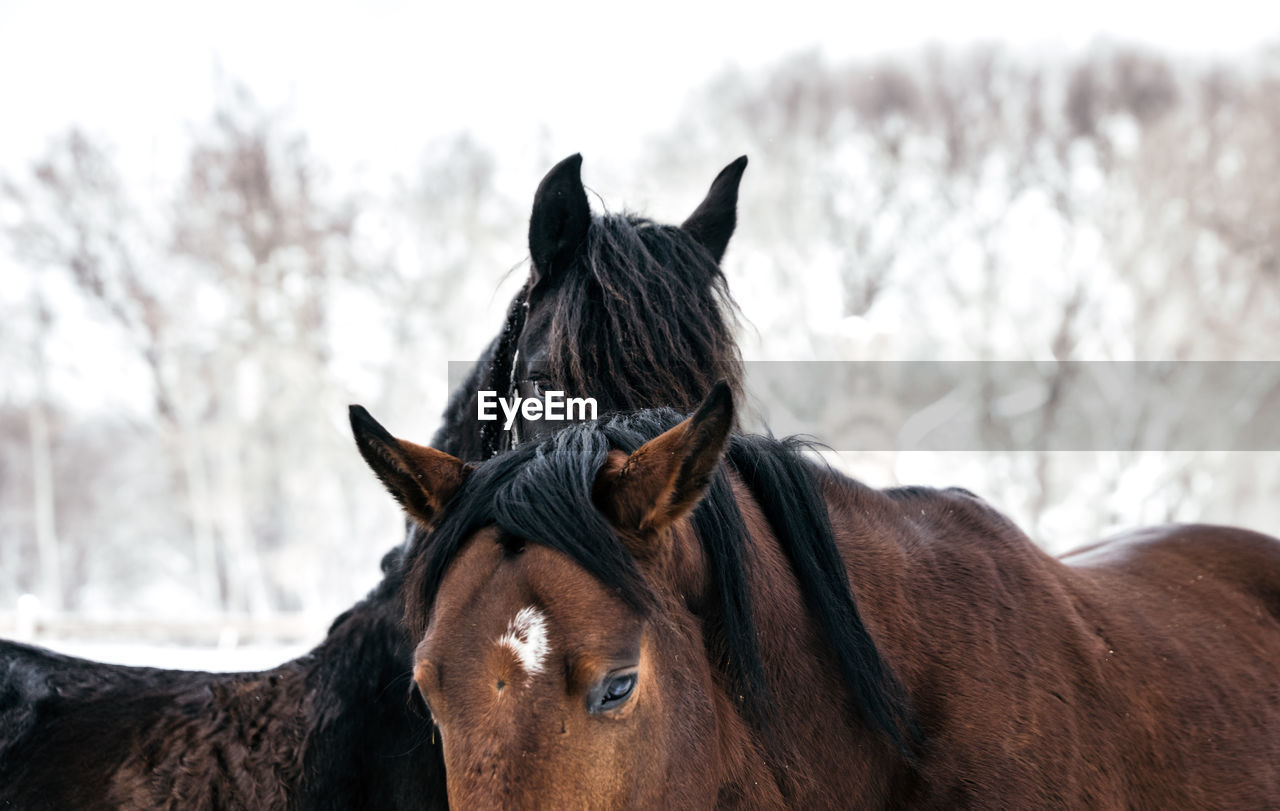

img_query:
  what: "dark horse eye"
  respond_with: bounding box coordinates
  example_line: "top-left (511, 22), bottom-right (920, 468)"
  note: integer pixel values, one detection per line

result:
top-left (528, 373), bottom-right (552, 396)
top-left (594, 672), bottom-right (637, 712)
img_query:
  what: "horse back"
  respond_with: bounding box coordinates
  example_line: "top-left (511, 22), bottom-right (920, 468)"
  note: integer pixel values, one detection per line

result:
top-left (0, 641), bottom-right (193, 808)
top-left (835, 484), bottom-right (1280, 808)
top-left (1063, 522), bottom-right (1280, 606)
top-left (0, 640), bottom-right (309, 810)
top-left (1051, 524), bottom-right (1280, 805)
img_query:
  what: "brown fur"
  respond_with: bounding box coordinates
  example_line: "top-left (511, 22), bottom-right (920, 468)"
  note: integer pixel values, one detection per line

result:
top-left (104, 671), bottom-right (309, 809)
top-left (2, 664), bottom-right (310, 810)
top-left (839, 490), bottom-right (1280, 807)
top-left (373, 395), bottom-right (1280, 808)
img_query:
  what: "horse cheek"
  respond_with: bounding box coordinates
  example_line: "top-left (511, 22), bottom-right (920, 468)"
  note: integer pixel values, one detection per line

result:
top-left (634, 631), bottom-right (721, 808)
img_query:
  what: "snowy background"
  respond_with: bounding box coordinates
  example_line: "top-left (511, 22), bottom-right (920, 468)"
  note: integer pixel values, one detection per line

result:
top-left (2, 1), bottom-right (1278, 668)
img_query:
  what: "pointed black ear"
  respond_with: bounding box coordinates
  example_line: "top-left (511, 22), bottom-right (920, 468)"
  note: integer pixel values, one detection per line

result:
top-left (600, 381), bottom-right (734, 536)
top-left (528, 153), bottom-right (591, 286)
top-left (681, 156), bottom-right (748, 263)
top-left (349, 405), bottom-right (469, 527)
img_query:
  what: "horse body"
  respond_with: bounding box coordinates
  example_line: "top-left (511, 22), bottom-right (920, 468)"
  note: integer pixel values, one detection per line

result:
top-left (1, 647), bottom-right (309, 809)
top-left (0, 154), bottom-right (747, 808)
top-left (355, 386), bottom-right (1280, 809)
top-left (0, 562), bottom-right (443, 810)
top-left (835, 485), bottom-right (1280, 807)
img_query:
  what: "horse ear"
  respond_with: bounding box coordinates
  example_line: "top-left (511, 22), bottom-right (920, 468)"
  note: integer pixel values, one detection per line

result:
top-left (349, 405), bottom-right (469, 527)
top-left (601, 381), bottom-right (734, 536)
top-left (528, 153), bottom-right (591, 286)
top-left (681, 155), bottom-right (748, 263)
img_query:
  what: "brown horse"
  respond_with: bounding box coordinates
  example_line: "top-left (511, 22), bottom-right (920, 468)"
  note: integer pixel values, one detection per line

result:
top-left (351, 383), bottom-right (1280, 808)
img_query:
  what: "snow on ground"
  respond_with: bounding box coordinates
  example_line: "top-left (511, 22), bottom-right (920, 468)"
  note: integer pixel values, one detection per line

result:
top-left (29, 639), bottom-right (315, 672)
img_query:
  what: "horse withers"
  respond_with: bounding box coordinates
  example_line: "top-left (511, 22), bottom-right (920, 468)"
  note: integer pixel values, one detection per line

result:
top-left (353, 383), bottom-right (1280, 808)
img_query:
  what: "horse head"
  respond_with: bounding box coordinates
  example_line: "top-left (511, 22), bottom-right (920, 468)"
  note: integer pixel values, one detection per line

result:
top-left (488, 155), bottom-right (747, 453)
top-left (352, 386), bottom-right (758, 808)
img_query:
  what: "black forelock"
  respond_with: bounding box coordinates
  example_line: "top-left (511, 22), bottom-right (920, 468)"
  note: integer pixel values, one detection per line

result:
top-left (544, 212), bottom-right (743, 413)
top-left (404, 410), bottom-right (684, 641)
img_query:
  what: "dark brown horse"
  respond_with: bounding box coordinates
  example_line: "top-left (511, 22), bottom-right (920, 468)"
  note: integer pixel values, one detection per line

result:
top-left (352, 383), bottom-right (1280, 808)
top-left (434, 152), bottom-right (745, 459)
top-left (0, 155), bottom-right (748, 809)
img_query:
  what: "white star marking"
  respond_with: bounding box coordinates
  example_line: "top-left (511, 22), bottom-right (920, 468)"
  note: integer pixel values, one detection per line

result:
top-left (497, 605), bottom-right (550, 677)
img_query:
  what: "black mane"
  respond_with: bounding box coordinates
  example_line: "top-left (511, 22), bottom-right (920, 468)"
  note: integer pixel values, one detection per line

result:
top-left (545, 213), bottom-right (742, 414)
top-left (432, 211), bottom-right (744, 466)
top-left (404, 410), bottom-right (918, 755)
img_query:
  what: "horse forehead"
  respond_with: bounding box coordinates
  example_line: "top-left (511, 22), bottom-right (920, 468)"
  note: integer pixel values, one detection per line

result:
top-left (496, 605), bottom-right (552, 676)
top-left (428, 542), bottom-right (640, 666)
top-left (518, 285), bottom-right (558, 352)
top-left (433, 528), bottom-right (505, 602)
top-left (429, 541), bottom-right (563, 642)
top-left (426, 533), bottom-right (523, 646)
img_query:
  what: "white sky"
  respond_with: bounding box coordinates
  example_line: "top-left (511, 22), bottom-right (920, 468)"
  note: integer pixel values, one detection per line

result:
top-left (1, 0), bottom-right (1276, 412)
top-left (1, 0), bottom-right (1276, 187)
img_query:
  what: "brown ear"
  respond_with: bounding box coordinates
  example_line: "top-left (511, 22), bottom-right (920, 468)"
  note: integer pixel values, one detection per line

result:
top-left (602, 381), bottom-right (734, 535)
top-left (349, 405), bottom-right (468, 526)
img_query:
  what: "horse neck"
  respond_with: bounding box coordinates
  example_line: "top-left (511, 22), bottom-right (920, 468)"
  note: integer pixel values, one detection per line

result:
top-left (701, 473), bottom-right (906, 807)
top-left (816, 480), bottom-right (1084, 804)
top-left (291, 573), bottom-right (447, 809)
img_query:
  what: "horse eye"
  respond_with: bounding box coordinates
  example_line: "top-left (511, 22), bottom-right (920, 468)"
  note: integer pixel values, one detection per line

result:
top-left (597, 672), bottom-right (637, 711)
